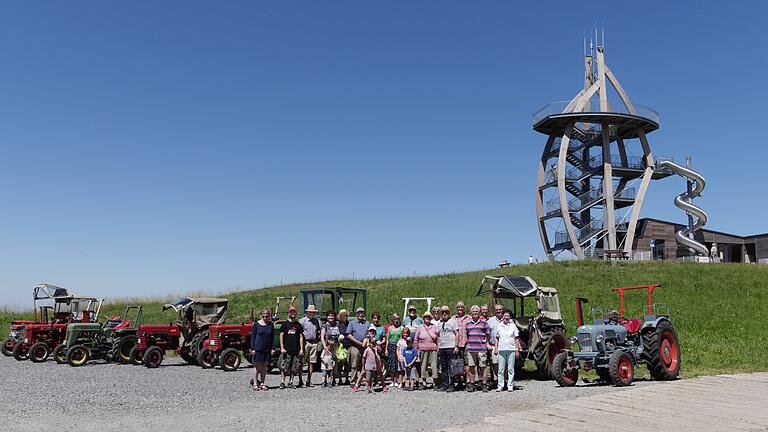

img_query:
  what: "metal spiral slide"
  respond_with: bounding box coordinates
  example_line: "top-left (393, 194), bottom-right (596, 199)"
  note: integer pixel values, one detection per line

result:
top-left (656, 160), bottom-right (709, 256)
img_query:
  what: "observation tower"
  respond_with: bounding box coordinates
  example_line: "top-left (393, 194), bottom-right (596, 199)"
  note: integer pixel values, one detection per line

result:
top-left (533, 38), bottom-right (671, 260)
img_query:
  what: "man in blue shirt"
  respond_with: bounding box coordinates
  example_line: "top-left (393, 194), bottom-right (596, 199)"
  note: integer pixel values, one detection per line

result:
top-left (345, 307), bottom-right (369, 385)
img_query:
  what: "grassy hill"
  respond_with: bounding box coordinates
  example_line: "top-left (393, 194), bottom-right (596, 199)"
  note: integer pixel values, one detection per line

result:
top-left (3, 260), bottom-right (767, 377)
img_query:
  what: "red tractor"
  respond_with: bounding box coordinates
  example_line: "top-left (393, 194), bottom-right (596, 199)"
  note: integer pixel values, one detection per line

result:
top-left (197, 296), bottom-right (296, 372)
top-left (129, 297), bottom-right (228, 368)
top-left (9, 284), bottom-right (104, 363)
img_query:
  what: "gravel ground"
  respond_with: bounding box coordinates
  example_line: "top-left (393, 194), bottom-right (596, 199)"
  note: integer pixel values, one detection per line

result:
top-left (1, 355), bottom-right (655, 432)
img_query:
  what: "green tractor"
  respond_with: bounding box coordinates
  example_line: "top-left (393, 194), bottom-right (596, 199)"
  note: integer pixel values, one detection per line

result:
top-left (64, 306), bottom-right (143, 367)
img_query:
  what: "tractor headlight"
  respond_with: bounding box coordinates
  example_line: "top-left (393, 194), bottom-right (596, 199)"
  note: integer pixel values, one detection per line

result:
top-left (24, 338), bottom-right (28, 343)
top-left (595, 334), bottom-right (604, 344)
top-left (570, 336), bottom-right (578, 345)
top-left (209, 340), bottom-right (216, 346)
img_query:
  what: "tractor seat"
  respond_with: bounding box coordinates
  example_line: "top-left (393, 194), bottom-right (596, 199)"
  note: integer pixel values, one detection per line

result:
top-left (620, 318), bottom-right (642, 334)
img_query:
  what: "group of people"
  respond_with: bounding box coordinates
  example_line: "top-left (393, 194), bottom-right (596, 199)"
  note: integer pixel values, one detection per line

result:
top-left (248, 301), bottom-right (521, 394)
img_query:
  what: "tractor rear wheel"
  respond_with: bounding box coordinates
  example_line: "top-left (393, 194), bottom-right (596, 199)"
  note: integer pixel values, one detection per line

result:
top-left (112, 336), bottom-right (138, 363)
top-left (12, 342), bottom-right (28, 361)
top-left (189, 331), bottom-right (209, 364)
top-left (66, 345), bottom-right (90, 367)
top-left (608, 351), bottom-right (634, 386)
top-left (179, 349), bottom-right (196, 365)
top-left (533, 327), bottom-right (568, 379)
top-left (218, 348), bottom-right (241, 372)
top-left (552, 352), bottom-right (578, 387)
top-left (29, 342), bottom-right (50, 363)
top-left (642, 321), bottom-right (681, 381)
top-left (128, 346), bottom-right (143, 365)
top-left (197, 348), bottom-right (218, 369)
top-left (53, 344), bottom-right (68, 364)
top-left (143, 346), bottom-right (164, 368)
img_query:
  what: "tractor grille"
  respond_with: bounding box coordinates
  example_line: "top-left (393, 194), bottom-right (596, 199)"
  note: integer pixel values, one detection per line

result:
top-left (577, 333), bottom-right (592, 349)
top-left (605, 329), bottom-right (616, 340)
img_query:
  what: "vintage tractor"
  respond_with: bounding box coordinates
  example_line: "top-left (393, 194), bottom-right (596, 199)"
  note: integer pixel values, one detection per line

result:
top-left (478, 275), bottom-right (568, 379)
top-left (197, 296), bottom-right (296, 372)
top-left (552, 284), bottom-right (681, 387)
top-left (11, 284), bottom-right (103, 363)
top-left (64, 306), bottom-right (143, 366)
top-left (130, 297), bottom-right (228, 368)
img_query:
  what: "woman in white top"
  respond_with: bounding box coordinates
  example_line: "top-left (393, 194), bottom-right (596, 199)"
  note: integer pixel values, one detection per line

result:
top-left (494, 310), bottom-right (520, 392)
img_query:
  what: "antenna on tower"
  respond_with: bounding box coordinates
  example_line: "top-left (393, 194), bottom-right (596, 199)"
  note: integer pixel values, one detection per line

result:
top-left (602, 28), bottom-right (605, 49)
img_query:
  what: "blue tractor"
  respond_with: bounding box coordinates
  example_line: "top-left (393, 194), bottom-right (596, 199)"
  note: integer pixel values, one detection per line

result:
top-left (553, 284), bottom-right (681, 387)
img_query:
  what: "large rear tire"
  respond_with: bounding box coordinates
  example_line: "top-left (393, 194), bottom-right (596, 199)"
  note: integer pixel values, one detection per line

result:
top-left (143, 346), bottom-right (164, 368)
top-left (112, 336), bottom-right (138, 363)
top-left (552, 352), bottom-right (578, 387)
top-left (218, 348), bottom-right (241, 372)
top-left (53, 344), bottom-right (68, 364)
top-left (128, 346), bottom-right (144, 365)
top-left (66, 345), bottom-right (90, 367)
top-left (12, 342), bottom-right (28, 361)
top-left (608, 351), bottom-right (634, 387)
top-left (188, 331), bottom-right (209, 364)
top-left (642, 321), bottom-right (681, 381)
top-left (179, 349), bottom-right (196, 365)
top-left (197, 348), bottom-right (218, 369)
top-left (533, 326), bottom-right (567, 379)
top-left (29, 342), bottom-right (50, 363)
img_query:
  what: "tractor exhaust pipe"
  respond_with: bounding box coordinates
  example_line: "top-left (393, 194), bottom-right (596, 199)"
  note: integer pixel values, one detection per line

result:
top-left (575, 297), bottom-right (589, 327)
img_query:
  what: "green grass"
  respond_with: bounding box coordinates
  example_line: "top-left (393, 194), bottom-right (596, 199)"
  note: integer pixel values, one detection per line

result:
top-left (3, 260), bottom-right (767, 377)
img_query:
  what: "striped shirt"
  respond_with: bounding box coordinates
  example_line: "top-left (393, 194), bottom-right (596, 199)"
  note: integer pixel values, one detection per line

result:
top-left (465, 318), bottom-right (489, 352)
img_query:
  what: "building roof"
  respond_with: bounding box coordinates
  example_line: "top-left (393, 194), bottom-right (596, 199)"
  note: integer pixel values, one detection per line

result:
top-left (637, 218), bottom-right (768, 240)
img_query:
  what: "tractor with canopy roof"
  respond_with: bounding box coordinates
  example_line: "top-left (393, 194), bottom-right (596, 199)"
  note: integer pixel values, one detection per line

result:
top-left (130, 297), bottom-right (228, 368)
top-left (477, 275), bottom-right (568, 379)
top-left (9, 284), bottom-right (103, 363)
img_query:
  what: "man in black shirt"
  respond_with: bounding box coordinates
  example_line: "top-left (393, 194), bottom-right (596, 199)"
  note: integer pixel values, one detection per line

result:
top-left (279, 306), bottom-right (304, 389)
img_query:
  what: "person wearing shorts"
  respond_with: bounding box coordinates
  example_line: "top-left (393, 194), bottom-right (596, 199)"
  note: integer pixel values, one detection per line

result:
top-left (402, 337), bottom-right (418, 390)
top-left (279, 306), bottom-right (304, 389)
top-left (464, 305), bottom-right (490, 392)
top-left (299, 304), bottom-right (321, 387)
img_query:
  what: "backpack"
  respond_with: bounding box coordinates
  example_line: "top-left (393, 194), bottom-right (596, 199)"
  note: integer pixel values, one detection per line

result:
top-left (334, 344), bottom-right (349, 362)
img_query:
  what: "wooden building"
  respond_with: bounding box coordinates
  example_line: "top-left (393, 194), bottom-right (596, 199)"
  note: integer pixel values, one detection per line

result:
top-left (631, 218), bottom-right (768, 263)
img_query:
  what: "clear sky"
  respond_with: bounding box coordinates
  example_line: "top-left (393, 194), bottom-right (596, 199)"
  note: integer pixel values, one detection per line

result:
top-left (1, 1), bottom-right (766, 307)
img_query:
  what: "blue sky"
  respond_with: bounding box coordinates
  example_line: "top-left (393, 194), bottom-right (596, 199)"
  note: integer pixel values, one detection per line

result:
top-left (1, 2), bottom-right (766, 307)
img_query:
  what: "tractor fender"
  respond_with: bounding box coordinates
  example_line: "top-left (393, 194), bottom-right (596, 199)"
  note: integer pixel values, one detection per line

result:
top-left (640, 316), bottom-right (671, 333)
top-left (619, 347), bottom-right (640, 365)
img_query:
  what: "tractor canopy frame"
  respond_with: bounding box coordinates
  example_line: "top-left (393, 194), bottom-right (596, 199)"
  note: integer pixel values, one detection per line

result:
top-left (477, 275), bottom-right (562, 322)
top-left (299, 287), bottom-right (367, 321)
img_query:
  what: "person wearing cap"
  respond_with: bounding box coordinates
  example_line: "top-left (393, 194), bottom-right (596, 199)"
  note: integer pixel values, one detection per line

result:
top-left (299, 304), bottom-right (321, 387)
top-left (437, 305), bottom-right (459, 392)
top-left (414, 311), bottom-right (439, 389)
top-left (279, 306), bottom-right (304, 389)
top-left (346, 307), bottom-right (369, 385)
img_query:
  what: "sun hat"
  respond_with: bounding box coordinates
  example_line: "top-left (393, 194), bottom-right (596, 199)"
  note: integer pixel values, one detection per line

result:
top-left (422, 311), bottom-right (433, 319)
top-left (305, 304), bottom-right (318, 313)
top-left (440, 305), bottom-right (450, 312)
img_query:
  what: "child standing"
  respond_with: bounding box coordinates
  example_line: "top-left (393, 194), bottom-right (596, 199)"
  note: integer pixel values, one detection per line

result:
top-left (396, 328), bottom-right (410, 388)
top-left (402, 337), bottom-right (419, 391)
top-left (321, 341), bottom-right (336, 388)
top-left (352, 326), bottom-right (389, 393)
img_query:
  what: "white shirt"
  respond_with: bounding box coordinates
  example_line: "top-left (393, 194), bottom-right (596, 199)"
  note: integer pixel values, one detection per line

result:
top-left (496, 321), bottom-right (519, 351)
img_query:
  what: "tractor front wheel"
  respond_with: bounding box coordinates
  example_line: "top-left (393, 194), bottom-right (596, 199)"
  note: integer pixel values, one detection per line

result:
top-left (29, 342), bottom-right (50, 363)
top-left (642, 321), bottom-right (681, 381)
top-left (53, 344), bottom-right (68, 364)
top-left (533, 327), bottom-right (568, 379)
top-left (218, 348), bottom-right (241, 372)
top-left (197, 348), bottom-right (218, 369)
top-left (552, 352), bottom-right (578, 387)
top-left (608, 351), bottom-right (634, 387)
top-left (112, 336), bottom-right (138, 363)
top-left (66, 345), bottom-right (90, 367)
top-left (143, 346), bottom-right (164, 368)
top-left (1, 341), bottom-right (13, 357)
top-left (12, 343), bottom-right (29, 361)
top-left (128, 346), bottom-right (143, 365)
